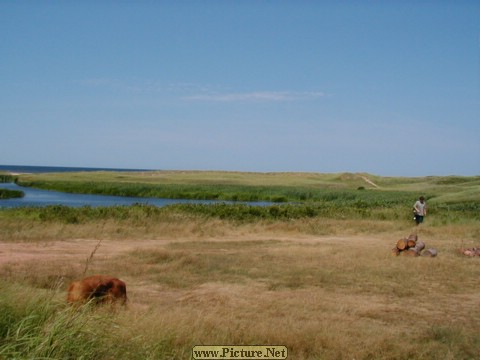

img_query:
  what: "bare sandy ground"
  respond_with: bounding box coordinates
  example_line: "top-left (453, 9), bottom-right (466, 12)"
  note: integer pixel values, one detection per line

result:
top-left (0, 235), bottom-right (375, 268)
top-left (0, 239), bottom-right (165, 267)
top-left (0, 234), bottom-right (397, 314)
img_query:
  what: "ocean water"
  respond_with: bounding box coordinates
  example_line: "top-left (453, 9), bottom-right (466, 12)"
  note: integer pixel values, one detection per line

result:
top-left (0, 164), bottom-right (152, 174)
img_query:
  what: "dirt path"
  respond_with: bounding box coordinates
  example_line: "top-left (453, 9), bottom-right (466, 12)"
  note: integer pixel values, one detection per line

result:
top-left (0, 239), bottom-right (169, 267)
top-left (360, 176), bottom-right (380, 188)
top-left (0, 235), bottom-right (380, 268)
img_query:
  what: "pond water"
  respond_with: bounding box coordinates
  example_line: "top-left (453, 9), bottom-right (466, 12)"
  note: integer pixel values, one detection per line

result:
top-left (0, 183), bottom-right (271, 208)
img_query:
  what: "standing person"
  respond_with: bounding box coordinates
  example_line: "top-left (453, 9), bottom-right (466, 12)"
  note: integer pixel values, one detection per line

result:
top-left (413, 196), bottom-right (427, 225)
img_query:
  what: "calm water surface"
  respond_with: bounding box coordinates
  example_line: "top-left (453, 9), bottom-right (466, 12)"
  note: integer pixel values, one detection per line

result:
top-left (0, 183), bottom-right (270, 208)
top-left (0, 165), bottom-right (272, 208)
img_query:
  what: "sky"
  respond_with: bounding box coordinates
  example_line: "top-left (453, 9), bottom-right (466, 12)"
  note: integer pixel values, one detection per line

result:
top-left (1, 1), bottom-right (479, 176)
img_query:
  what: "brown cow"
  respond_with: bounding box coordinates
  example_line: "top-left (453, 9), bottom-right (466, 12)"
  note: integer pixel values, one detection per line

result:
top-left (67, 275), bottom-right (127, 305)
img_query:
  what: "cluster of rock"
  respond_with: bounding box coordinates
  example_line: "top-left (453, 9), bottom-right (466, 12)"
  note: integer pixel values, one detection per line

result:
top-left (462, 248), bottom-right (480, 257)
top-left (391, 234), bottom-right (437, 257)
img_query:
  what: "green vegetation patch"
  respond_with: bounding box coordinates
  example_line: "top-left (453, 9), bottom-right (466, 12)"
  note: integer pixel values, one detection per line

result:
top-left (6, 171), bottom-right (479, 224)
top-left (16, 178), bottom-right (424, 206)
top-left (0, 174), bottom-right (17, 183)
top-left (0, 189), bottom-right (24, 200)
top-left (16, 171), bottom-right (480, 207)
top-left (0, 194), bottom-right (477, 226)
top-left (0, 201), bottom-right (412, 225)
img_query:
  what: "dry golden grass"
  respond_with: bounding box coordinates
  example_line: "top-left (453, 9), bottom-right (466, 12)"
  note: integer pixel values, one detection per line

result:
top-left (1, 216), bottom-right (480, 359)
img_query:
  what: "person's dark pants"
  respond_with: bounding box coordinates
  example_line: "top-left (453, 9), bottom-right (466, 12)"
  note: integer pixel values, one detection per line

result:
top-left (415, 215), bottom-right (424, 225)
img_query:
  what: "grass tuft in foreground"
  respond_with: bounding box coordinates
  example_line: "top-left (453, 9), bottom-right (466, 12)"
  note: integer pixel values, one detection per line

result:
top-left (0, 281), bottom-right (180, 359)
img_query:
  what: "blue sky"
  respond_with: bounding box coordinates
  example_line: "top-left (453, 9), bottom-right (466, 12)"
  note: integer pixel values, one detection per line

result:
top-left (1, 1), bottom-right (479, 176)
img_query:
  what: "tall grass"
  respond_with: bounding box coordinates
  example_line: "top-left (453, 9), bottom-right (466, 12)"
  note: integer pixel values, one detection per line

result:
top-left (0, 281), bottom-right (180, 359)
top-left (0, 199), bottom-right (477, 229)
top-left (0, 281), bottom-right (104, 359)
top-left (1, 204), bottom-right (478, 248)
top-left (2, 230), bottom-right (480, 359)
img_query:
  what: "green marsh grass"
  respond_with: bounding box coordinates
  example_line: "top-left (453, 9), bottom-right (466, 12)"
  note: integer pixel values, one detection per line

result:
top-left (0, 188), bottom-right (23, 199)
top-left (0, 174), bottom-right (16, 183)
top-left (15, 171), bottom-right (480, 204)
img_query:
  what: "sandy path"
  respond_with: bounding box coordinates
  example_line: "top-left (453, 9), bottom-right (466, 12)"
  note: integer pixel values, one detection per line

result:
top-left (0, 239), bottom-right (169, 267)
top-left (0, 235), bottom-right (378, 267)
top-left (360, 176), bottom-right (380, 188)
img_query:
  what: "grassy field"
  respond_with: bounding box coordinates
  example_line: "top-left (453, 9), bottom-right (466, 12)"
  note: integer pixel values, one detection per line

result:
top-left (12, 170), bottom-right (480, 205)
top-left (1, 171), bottom-right (480, 359)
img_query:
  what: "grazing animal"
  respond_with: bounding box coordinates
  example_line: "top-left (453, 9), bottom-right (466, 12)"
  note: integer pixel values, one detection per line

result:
top-left (67, 275), bottom-right (127, 305)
